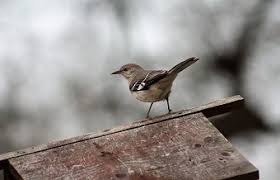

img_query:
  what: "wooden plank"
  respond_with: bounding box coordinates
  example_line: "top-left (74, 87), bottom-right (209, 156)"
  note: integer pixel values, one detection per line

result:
top-left (8, 113), bottom-right (258, 180)
top-left (0, 95), bottom-right (244, 169)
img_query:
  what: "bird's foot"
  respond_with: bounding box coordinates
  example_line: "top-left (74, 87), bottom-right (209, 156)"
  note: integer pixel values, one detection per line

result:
top-left (146, 115), bottom-right (152, 119)
top-left (134, 118), bottom-right (150, 124)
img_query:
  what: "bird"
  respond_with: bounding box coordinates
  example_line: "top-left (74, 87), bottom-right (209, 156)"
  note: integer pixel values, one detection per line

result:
top-left (111, 57), bottom-right (199, 118)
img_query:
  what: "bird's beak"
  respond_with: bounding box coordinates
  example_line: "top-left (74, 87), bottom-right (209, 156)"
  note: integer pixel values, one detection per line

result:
top-left (111, 70), bottom-right (122, 75)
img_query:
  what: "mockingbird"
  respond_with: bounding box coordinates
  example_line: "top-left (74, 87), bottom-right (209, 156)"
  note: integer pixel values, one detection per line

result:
top-left (112, 57), bottom-right (199, 118)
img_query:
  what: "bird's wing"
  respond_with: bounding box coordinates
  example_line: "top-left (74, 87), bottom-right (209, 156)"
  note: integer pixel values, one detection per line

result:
top-left (129, 70), bottom-right (168, 91)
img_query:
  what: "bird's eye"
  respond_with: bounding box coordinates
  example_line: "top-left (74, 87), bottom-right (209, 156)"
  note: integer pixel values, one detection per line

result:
top-left (123, 68), bottom-right (128, 71)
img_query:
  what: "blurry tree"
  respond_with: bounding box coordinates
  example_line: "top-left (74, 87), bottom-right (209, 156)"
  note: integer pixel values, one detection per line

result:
top-left (205, 0), bottom-right (275, 136)
top-left (0, 62), bottom-right (25, 152)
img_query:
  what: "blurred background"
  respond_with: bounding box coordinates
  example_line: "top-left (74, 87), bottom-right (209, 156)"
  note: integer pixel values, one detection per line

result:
top-left (0, 0), bottom-right (279, 179)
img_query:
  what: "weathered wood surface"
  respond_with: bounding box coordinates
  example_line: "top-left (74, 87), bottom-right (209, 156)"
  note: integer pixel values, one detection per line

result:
top-left (8, 113), bottom-right (258, 180)
top-left (0, 95), bottom-right (244, 168)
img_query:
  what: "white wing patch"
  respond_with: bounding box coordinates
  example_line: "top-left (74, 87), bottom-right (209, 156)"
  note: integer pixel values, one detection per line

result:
top-left (130, 71), bottom-right (167, 91)
top-left (137, 82), bottom-right (146, 90)
top-left (136, 72), bottom-right (150, 90)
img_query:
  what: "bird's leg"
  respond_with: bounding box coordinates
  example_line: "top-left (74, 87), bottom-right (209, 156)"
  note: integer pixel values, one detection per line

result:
top-left (166, 97), bottom-right (172, 113)
top-left (146, 102), bottom-right (154, 118)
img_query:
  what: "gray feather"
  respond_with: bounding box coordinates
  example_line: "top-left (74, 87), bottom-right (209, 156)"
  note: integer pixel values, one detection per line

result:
top-left (168, 57), bottom-right (199, 74)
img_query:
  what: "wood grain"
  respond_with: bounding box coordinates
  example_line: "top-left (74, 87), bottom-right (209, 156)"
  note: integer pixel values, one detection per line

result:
top-left (8, 113), bottom-right (258, 180)
top-left (0, 95), bottom-right (244, 170)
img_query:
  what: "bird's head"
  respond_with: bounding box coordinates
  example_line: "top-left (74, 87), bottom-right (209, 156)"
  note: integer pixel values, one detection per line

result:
top-left (111, 64), bottom-right (143, 80)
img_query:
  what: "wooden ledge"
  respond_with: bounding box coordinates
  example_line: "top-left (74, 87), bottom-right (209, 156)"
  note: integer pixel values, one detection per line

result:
top-left (7, 113), bottom-right (258, 179)
top-left (0, 95), bottom-right (244, 170)
top-left (0, 95), bottom-right (259, 180)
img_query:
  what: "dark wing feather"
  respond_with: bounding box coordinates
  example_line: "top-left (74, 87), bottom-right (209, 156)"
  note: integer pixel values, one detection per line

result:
top-left (129, 70), bottom-right (168, 91)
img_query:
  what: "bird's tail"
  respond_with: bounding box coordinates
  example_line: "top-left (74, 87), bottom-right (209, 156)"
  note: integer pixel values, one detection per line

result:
top-left (168, 57), bottom-right (199, 75)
